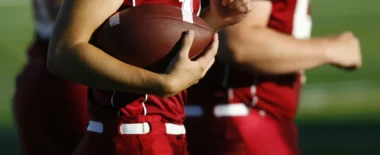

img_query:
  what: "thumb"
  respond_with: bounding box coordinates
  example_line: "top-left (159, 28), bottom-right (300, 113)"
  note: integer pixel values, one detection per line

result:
top-left (178, 30), bottom-right (194, 58)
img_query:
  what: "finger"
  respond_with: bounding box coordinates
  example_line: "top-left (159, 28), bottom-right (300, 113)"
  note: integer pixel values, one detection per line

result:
top-left (340, 31), bottom-right (354, 39)
top-left (222, 0), bottom-right (228, 6)
top-left (202, 33), bottom-right (219, 59)
top-left (179, 30), bottom-right (194, 58)
top-left (233, 2), bottom-right (252, 13)
top-left (222, 0), bottom-right (234, 6)
top-left (332, 64), bottom-right (358, 71)
top-left (196, 33), bottom-right (219, 67)
top-left (228, 0), bottom-right (249, 10)
top-left (345, 66), bottom-right (359, 71)
top-left (342, 31), bottom-right (353, 36)
top-left (198, 34), bottom-right (219, 76)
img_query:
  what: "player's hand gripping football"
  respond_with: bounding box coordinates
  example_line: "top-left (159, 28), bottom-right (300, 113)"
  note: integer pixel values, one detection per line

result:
top-left (164, 30), bottom-right (218, 97)
top-left (210, 0), bottom-right (253, 27)
top-left (326, 32), bottom-right (362, 70)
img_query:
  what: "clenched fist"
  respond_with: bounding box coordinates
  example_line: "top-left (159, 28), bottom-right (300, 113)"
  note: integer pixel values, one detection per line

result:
top-left (326, 32), bottom-right (362, 70)
top-left (209, 0), bottom-right (253, 27)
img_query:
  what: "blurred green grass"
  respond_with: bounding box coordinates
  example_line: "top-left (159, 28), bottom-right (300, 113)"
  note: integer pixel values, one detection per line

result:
top-left (296, 0), bottom-right (380, 124)
top-left (0, 1), bottom-right (32, 128)
top-left (0, 0), bottom-right (379, 154)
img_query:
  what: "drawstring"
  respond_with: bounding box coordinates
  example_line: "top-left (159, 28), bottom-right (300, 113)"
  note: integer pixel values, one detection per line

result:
top-left (142, 94), bottom-right (148, 116)
top-left (141, 94), bottom-right (148, 133)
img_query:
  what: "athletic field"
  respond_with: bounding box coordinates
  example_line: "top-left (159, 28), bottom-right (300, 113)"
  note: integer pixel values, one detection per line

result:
top-left (0, 0), bottom-right (379, 154)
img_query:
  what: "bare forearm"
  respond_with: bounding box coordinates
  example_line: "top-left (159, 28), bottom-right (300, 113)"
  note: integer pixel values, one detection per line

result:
top-left (220, 27), bottom-right (330, 74)
top-left (48, 42), bottom-right (171, 96)
top-left (47, 0), bottom-right (179, 97)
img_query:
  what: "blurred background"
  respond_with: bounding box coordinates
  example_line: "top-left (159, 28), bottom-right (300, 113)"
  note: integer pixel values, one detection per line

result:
top-left (0, 0), bottom-right (379, 154)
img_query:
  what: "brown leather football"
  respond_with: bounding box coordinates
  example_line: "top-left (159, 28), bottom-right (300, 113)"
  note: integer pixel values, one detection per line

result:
top-left (91, 4), bottom-right (214, 72)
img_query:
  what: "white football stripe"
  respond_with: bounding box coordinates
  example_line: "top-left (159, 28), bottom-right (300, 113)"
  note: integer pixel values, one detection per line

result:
top-left (181, 0), bottom-right (194, 23)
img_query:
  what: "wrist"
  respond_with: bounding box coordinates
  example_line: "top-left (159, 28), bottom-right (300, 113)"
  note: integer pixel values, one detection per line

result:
top-left (157, 74), bottom-right (179, 98)
top-left (321, 39), bottom-right (337, 65)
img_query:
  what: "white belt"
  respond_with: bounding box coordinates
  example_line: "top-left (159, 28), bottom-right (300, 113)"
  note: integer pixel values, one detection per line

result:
top-left (185, 103), bottom-right (250, 117)
top-left (87, 120), bottom-right (186, 135)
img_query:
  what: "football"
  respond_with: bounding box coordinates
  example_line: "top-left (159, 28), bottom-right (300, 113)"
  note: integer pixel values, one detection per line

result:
top-left (91, 4), bottom-right (214, 72)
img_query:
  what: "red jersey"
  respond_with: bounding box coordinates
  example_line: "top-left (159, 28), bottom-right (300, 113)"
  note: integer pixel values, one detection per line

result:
top-left (188, 0), bottom-right (312, 119)
top-left (89, 0), bottom-right (201, 124)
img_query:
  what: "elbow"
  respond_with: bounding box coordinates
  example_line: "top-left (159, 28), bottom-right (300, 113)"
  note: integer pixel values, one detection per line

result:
top-left (47, 58), bottom-right (61, 76)
top-left (47, 45), bottom-right (66, 76)
top-left (47, 39), bottom-right (80, 77)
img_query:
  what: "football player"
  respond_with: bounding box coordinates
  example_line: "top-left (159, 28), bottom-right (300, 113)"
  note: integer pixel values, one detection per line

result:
top-left (13, 0), bottom-right (90, 155)
top-left (185, 0), bottom-right (362, 154)
top-left (47, 0), bottom-right (253, 154)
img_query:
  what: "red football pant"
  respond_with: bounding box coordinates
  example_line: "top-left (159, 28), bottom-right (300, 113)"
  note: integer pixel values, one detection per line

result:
top-left (74, 115), bottom-right (188, 155)
top-left (185, 108), bottom-right (300, 155)
top-left (13, 41), bottom-right (89, 155)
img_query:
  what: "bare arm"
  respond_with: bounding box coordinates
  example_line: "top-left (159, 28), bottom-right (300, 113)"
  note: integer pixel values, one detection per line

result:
top-left (218, 1), bottom-right (361, 75)
top-left (48, 0), bottom-right (173, 96)
top-left (48, 0), bottom-right (218, 97)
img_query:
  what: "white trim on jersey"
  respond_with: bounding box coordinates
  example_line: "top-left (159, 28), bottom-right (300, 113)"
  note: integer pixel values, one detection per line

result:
top-left (196, 0), bottom-right (201, 16)
top-left (109, 13), bottom-right (121, 27)
top-left (36, 22), bottom-right (54, 40)
top-left (35, 0), bottom-right (55, 40)
top-left (292, 0), bottom-right (312, 39)
top-left (87, 120), bottom-right (104, 133)
top-left (132, 0), bottom-right (136, 6)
